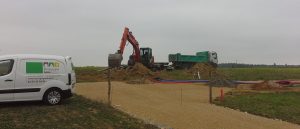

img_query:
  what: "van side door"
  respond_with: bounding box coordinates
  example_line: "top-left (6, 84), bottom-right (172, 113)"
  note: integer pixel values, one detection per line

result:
top-left (14, 59), bottom-right (45, 101)
top-left (0, 59), bottom-right (15, 101)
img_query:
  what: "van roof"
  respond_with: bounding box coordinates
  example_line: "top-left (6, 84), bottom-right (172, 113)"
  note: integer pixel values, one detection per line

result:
top-left (0, 54), bottom-right (66, 60)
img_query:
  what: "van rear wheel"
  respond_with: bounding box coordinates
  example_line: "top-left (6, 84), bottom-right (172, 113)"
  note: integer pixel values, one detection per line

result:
top-left (43, 89), bottom-right (62, 105)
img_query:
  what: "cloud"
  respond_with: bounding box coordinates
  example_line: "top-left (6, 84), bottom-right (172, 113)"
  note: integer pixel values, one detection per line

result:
top-left (0, 0), bottom-right (300, 65)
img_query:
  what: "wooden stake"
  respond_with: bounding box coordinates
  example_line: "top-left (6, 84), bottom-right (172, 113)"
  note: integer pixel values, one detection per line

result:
top-left (181, 87), bottom-right (183, 105)
top-left (209, 71), bottom-right (212, 104)
top-left (107, 68), bottom-right (112, 105)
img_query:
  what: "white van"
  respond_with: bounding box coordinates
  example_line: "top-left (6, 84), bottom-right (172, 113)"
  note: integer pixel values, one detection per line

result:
top-left (0, 54), bottom-right (76, 105)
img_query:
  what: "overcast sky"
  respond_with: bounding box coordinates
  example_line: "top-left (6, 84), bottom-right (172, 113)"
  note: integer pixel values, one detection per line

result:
top-left (1, 0), bottom-right (300, 66)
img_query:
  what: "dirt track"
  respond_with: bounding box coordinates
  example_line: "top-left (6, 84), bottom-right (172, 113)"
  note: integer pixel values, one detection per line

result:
top-left (76, 82), bottom-right (300, 129)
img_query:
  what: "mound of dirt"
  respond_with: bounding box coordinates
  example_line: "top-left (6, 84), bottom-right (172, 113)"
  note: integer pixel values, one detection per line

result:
top-left (252, 81), bottom-right (287, 90)
top-left (190, 63), bottom-right (235, 87)
top-left (189, 63), bottom-right (215, 80)
top-left (109, 63), bottom-right (153, 84)
top-left (128, 63), bottom-right (152, 75)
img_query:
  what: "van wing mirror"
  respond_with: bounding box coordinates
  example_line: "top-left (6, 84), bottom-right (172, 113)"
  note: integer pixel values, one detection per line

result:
top-left (66, 56), bottom-right (72, 60)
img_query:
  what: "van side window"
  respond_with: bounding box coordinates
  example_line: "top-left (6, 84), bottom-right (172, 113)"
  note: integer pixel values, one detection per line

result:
top-left (0, 59), bottom-right (14, 76)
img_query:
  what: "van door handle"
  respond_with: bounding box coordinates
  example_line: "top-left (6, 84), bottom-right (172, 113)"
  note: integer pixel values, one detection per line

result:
top-left (5, 79), bottom-right (13, 82)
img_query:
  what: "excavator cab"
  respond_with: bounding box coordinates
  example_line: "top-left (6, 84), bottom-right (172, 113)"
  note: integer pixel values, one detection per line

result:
top-left (140, 47), bottom-right (154, 67)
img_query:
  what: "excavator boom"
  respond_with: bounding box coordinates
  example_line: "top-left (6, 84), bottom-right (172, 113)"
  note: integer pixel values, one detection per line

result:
top-left (108, 27), bottom-right (141, 67)
top-left (118, 27), bottom-right (141, 62)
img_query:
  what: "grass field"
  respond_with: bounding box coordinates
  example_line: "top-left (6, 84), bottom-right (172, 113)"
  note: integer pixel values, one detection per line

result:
top-left (75, 66), bottom-right (106, 82)
top-left (0, 95), bottom-right (158, 129)
top-left (219, 68), bottom-right (300, 81)
top-left (158, 67), bottom-right (300, 81)
top-left (214, 92), bottom-right (300, 125)
top-left (75, 67), bottom-right (300, 82)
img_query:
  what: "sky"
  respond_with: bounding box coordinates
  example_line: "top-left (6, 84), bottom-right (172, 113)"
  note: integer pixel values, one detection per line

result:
top-left (0, 0), bottom-right (300, 66)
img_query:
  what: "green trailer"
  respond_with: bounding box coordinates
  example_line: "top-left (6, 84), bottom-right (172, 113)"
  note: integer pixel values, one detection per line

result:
top-left (169, 51), bottom-right (218, 69)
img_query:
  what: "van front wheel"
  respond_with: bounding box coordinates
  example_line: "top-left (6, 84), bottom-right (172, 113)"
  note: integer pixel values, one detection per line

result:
top-left (43, 89), bottom-right (62, 105)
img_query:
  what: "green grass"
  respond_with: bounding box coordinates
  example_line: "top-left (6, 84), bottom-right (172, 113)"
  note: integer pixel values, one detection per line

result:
top-left (75, 66), bottom-right (107, 82)
top-left (0, 95), bottom-right (158, 129)
top-left (214, 92), bottom-right (300, 125)
top-left (75, 67), bottom-right (300, 82)
top-left (219, 68), bottom-right (300, 81)
top-left (158, 68), bottom-right (300, 81)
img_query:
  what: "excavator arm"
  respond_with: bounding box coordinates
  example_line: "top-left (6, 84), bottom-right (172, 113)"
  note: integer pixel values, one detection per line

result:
top-left (108, 27), bottom-right (141, 67)
top-left (118, 27), bottom-right (141, 62)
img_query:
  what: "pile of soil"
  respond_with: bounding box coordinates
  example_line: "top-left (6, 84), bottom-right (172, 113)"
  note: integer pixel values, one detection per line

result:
top-left (189, 63), bottom-right (215, 80)
top-left (189, 63), bottom-right (235, 87)
top-left (252, 81), bottom-right (287, 90)
top-left (128, 63), bottom-right (152, 75)
top-left (109, 63), bottom-right (153, 84)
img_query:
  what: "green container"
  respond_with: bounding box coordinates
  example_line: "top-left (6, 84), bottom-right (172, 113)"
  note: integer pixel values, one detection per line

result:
top-left (168, 51), bottom-right (210, 63)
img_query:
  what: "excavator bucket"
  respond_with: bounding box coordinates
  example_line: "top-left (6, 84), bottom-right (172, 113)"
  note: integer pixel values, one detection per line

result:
top-left (108, 53), bottom-right (123, 68)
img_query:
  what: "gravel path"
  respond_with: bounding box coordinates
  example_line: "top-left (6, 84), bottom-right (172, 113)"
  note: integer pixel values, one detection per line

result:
top-left (76, 82), bottom-right (300, 129)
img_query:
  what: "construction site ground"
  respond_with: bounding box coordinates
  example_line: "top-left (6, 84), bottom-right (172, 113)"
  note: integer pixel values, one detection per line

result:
top-left (75, 82), bottom-right (300, 129)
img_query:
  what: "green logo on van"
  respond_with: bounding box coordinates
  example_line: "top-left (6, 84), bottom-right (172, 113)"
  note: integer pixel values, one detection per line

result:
top-left (26, 62), bottom-right (43, 74)
top-left (26, 62), bottom-right (60, 74)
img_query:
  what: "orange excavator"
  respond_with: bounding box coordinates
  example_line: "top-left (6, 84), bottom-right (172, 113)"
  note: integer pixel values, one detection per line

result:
top-left (108, 27), bottom-right (157, 68)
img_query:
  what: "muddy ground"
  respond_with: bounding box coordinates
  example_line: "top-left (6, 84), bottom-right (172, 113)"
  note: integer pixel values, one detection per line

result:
top-left (75, 82), bottom-right (300, 129)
